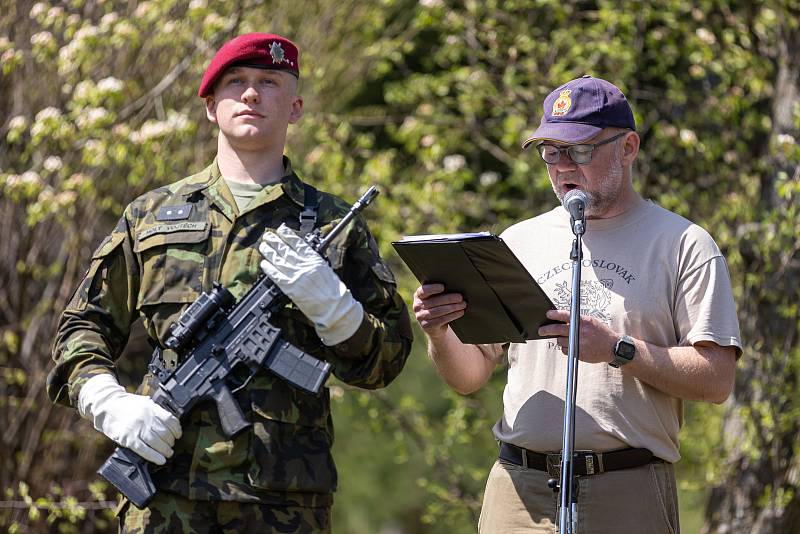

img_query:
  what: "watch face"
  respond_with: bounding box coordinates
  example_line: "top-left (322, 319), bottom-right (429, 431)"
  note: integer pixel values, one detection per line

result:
top-left (610, 336), bottom-right (635, 368)
top-left (618, 341), bottom-right (635, 359)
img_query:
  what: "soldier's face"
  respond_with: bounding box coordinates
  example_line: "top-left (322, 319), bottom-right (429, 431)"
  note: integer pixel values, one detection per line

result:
top-left (205, 66), bottom-right (303, 151)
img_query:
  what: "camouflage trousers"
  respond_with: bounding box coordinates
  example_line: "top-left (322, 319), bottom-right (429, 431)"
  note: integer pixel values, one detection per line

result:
top-left (118, 491), bottom-right (331, 533)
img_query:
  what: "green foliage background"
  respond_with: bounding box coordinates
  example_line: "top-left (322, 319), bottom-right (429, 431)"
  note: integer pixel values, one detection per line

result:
top-left (1, 1), bottom-right (798, 532)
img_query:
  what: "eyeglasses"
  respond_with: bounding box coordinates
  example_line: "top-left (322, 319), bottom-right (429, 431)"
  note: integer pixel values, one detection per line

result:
top-left (536, 131), bottom-right (628, 165)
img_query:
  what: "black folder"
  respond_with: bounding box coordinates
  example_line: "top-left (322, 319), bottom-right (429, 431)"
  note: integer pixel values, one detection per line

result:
top-left (392, 232), bottom-right (558, 344)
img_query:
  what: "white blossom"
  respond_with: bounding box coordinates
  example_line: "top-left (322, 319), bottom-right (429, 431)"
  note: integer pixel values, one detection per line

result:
top-left (64, 173), bottom-right (89, 189)
top-left (58, 43), bottom-right (77, 67)
top-left (83, 139), bottom-right (102, 153)
top-left (696, 28), bottom-right (716, 45)
top-left (97, 76), bottom-right (124, 94)
top-left (76, 107), bottom-right (110, 129)
top-left (46, 6), bottom-right (65, 23)
top-left (87, 107), bottom-right (108, 122)
top-left (443, 154), bottom-right (466, 172)
top-left (100, 13), bottom-right (119, 27)
top-left (20, 171), bottom-right (43, 185)
top-left (29, 2), bottom-right (47, 18)
top-left (480, 171), bottom-right (499, 186)
top-left (112, 124), bottom-right (131, 137)
top-left (73, 25), bottom-right (100, 42)
top-left (114, 21), bottom-right (135, 38)
top-left (56, 191), bottom-right (78, 206)
top-left (32, 108), bottom-right (65, 139)
top-left (43, 156), bottom-right (63, 172)
top-left (8, 115), bottom-right (27, 130)
top-left (30, 31), bottom-right (55, 47)
top-left (134, 2), bottom-right (154, 18)
top-left (137, 120), bottom-right (171, 141)
top-left (401, 116), bottom-right (418, 130)
top-left (166, 111), bottom-right (190, 131)
top-left (679, 129), bottom-right (697, 144)
top-left (38, 188), bottom-right (55, 203)
top-left (203, 13), bottom-right (225, 28)
top-left (73, 80), bottom-right (94, 101)
top-left (35, 107), bottom-right (62, 122)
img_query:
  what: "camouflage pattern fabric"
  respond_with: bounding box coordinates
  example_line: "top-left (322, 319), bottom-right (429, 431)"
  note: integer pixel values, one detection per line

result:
top-left (118, 490), bottom-right (330, 533)
top-left (47, 158), bottom-right (413, 506)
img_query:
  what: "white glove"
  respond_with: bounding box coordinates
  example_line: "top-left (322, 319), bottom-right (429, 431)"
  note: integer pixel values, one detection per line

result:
top-left (77, 373), bottom-right (182, 465)
top-left (259, 224), bottom-right (364, 346)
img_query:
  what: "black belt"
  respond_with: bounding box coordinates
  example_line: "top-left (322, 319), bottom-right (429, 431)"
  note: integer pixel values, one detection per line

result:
top-left (498, 441), bottom-right (658, 478)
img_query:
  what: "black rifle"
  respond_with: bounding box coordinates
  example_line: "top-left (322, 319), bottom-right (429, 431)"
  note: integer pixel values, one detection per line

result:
top-left (97, 186), bottom-right (379, 508)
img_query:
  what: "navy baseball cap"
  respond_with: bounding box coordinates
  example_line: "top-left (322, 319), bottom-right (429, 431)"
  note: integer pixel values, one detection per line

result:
top-left (522, 75), bottom-right (636, 149)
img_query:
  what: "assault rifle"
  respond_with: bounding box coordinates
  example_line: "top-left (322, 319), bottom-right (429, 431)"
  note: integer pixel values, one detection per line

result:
top-left (97, 186), bottom-right (379, 508)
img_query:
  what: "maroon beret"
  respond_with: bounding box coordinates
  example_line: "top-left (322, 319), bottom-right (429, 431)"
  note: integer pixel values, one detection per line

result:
top-left (198, 33), bottom-right (300, 97)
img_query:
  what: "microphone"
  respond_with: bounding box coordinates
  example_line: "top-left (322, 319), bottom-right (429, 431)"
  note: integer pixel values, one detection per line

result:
top-left (562, 189), bottom-right (587, 235)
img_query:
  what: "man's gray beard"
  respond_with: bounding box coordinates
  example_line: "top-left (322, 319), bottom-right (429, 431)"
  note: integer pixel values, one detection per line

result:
top-left (553, 142), bottom-right (625, 217)
top-left (552, 180), bottom-right (612, 216)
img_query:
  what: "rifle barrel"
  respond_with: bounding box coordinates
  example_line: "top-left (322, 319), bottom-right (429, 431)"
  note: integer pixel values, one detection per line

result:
top-left (317, 186), bottom-right (379, 254)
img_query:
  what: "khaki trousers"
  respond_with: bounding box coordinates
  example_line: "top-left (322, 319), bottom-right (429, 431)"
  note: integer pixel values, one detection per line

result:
top-left (478, 459), bottom-right (679, 534)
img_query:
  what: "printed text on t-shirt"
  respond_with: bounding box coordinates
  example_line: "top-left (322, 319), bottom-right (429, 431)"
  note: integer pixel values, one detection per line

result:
top-left (536, 258), bottom-right (637, 285)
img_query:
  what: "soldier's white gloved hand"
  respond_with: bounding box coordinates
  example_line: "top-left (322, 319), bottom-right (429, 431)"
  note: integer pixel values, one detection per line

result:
top-left (259, 224), bottom-right (364, 346)
top-left (77, 373), bottom-right (182, 465)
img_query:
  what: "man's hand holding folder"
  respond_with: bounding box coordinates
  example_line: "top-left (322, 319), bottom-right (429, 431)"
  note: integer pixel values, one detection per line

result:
top-left (392, 233), bottom-right (558, 344)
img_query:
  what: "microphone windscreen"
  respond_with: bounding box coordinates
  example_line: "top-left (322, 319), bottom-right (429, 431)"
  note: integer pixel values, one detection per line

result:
top-left (562, 189), bottom-right (588, 217)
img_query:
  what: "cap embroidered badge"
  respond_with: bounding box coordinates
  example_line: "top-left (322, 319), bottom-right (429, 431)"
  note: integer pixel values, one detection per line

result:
top-left (552, 89), bottom-right (572, 117)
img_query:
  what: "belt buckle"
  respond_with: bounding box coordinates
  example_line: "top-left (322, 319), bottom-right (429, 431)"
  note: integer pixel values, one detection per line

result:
top-left (574, 450), bottom-right (596, 475)
top-left (572, 450), bottom-right (602, 476)
top-left (545, 453), bottom-right (562, 478)
top-left (548, 451), bottom-right (597, 478)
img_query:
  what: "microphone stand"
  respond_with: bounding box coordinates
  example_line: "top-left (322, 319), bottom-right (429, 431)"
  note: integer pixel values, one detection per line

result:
top-left (555, 210), bottom-right (585, 534)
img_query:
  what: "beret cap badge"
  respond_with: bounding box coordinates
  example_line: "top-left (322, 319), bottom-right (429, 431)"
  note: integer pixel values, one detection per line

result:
top-left (552, 89), bottom-right (572, 117)
top-left (269, 41), bottom-right (286, 64)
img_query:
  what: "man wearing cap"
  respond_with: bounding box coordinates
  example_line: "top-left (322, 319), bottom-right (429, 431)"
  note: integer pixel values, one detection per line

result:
top-left (47, 33), bottom-right (412, 532)
top-left (413, 75), bottom-right (741, 532)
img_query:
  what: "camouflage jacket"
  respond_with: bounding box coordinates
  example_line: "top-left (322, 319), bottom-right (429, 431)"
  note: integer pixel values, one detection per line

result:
top-left (47, 159), bottom-right (413, 507)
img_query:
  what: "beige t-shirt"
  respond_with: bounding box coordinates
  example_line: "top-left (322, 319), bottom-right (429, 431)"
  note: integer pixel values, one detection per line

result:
top-left (222, 157), bottom-right (292, 213)
top-left (491, 196), bottom-right (741, 462)
top-left (224, 178), bottom-right (270, 213)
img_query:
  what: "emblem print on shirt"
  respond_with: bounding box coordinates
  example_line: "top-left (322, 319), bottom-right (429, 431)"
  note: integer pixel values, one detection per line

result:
top-left (553, 279), bottom-right (613, 324)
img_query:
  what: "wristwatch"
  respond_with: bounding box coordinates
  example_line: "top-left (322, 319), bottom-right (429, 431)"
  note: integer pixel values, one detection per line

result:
top-left (610, 335), bottom-right (636, 368)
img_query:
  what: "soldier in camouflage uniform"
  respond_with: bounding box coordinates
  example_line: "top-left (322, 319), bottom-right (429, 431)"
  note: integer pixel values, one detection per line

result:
top-left (47, 33), bottom-right (413, 533)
